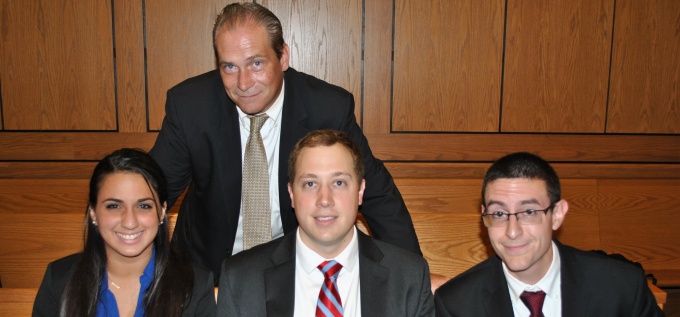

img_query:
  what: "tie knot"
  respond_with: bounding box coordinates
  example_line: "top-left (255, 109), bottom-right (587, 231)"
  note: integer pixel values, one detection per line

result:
top-left (318, 260), bottom-right (343, 280)
top-left (520, 290), bottom-right (546, 317)
top-left (248, 114), bottom-right (269, 133)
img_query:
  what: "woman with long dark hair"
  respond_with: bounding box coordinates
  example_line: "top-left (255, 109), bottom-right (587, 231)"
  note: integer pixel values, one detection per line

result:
top-left (33, 148), bottom-right (215, 317)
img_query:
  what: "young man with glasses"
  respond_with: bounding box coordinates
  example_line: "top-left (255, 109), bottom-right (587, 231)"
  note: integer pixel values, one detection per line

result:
top-left (434, 152), bottom-right (662, 316)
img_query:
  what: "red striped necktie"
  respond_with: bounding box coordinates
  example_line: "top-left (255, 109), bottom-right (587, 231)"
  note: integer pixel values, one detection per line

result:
top-left (316, 260), bottom-right (343, 317)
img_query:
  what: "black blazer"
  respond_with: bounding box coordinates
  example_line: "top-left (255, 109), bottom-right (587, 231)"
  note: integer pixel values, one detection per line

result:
top-left (216, 230), bottom-right (435, 316)
top-left (32, 253), bottom-right (216, 317)
top-left (433, 240), bottom-right (664, 317)
top-left (150, 68), bottom-right (421, 279)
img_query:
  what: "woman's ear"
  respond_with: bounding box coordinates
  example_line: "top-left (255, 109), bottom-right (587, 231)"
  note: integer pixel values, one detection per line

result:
top-left (88, 206), bottom-right (97, 225)
top-left (160, 202), bottom-right (167, 225)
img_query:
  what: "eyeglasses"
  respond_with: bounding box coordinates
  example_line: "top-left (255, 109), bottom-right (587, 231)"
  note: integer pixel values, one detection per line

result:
top-left (481, 204), bottom-right (554, 228)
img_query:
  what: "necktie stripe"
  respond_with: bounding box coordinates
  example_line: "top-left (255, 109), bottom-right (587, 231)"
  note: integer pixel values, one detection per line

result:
top-left (316, 260), bottom-right (343, 317)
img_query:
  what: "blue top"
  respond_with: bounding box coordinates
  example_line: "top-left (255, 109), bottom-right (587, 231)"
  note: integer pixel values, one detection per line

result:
top-left (97, 248), bottom-right (156, 317)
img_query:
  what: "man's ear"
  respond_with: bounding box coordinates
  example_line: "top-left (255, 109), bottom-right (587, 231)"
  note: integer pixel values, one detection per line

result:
top-left (551, 199), bottom-right (569, 231)
top-left (280, 43), bottom-right (290, 71)
top-left (357, 179), bottom-right (366, 205)
top-left (287, 183), bottom-right (294, 207)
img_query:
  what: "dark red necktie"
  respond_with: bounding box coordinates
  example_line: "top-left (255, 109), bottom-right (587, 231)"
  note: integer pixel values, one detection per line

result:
top-left (520, 290), bottom-right (546, 317)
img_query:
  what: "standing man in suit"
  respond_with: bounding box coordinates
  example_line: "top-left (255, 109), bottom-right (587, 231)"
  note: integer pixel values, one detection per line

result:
top-left (434, 152), bottom-right (663, 317)
top-left (216, 129), bottom-right (434, 316)
top-left (149, 2), bottom-right (420, 283)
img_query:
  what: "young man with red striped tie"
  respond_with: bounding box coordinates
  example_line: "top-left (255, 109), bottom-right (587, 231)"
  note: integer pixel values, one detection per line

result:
top-left (216, 130), bottom-right (434, 316)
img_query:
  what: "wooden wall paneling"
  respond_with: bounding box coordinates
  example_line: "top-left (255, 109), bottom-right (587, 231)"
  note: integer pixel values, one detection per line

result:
top-left (113, 0), bottom-right (147, 132)
top-left (0, 179), bottom-right (88, 214)
top-left (607, 0), bottom-right (680, 134)
top-left (367, 133), bottom-right (680, 162)
top-left (145, 0), bottom-right (225, 130)
top-left (394, 178), bottom-right (483, 214)
top-left (3, 160), bottom-right (679, 181)
top-left (552, 179), bottom-right (600, 251)
top-left (502, 0), bottom-right (613, 133)
top-left (362, 0), bottom-right (393, 134)
top-left (384, 162), bottom-right (680, 179)
top-left (0, 162), bottom-right (96, 178)
top-left (411, 212), bottom-right (491, 278)
top-left (0, 213), bottom-right (84, 288)
top-left (0, 132), bottom-right (158, 160)
top-left (598, 179), bottom-right (680, 285)
top-left (262, 0), bottom-right (363, 122)
top-left (0, 0), bottom-right (116, 130)
top-left (392, 0), bottom-right (504, 132)
top-left (3, 133), bottom-right (677, 164)
top-left (0, 288), bottom-right (38, 316)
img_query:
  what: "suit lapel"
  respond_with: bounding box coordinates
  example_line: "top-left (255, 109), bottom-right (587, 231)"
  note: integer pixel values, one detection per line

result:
top-left (220, 83), bottom-right (246, 237)
top-left (555, 240), bottom-right (586, 316)
top-left (356, 231), bottom-right (389, 316)
top-left (484, 256), bottom-right (515, 317)
top-left (278, 69), bottom-right (311, 233)
top-left (264, 234), bottom-right (297, 317)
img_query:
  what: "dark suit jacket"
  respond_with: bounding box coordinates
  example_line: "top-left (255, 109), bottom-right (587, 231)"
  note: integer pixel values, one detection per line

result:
top-left (32, 253), bottom-right (216, 317)
top-left (216, 229), bottom-right (435, 316)
top-left (150, 68), bottom-right (420, 279)
top-left (433, 240), bottom-right (663, 317)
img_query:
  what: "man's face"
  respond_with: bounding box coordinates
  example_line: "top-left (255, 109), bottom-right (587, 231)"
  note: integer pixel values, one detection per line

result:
top-left (288, 144), bottom-right (365, 258)
top-left (215, 23), bottom-right (289, 115)
top-left (483, 178), bottom-right (567, 284)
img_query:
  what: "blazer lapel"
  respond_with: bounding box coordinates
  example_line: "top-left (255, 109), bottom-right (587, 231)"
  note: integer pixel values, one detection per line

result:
top-left (555, 240), bottom-right (586, 316)
top-left (264, 235), bottom-right (297, 317)
top-left (356, 231), bottom-right (389, 316)
top-left (278, 69), bottom-right (311, 233)
top-left (484, 256), bottom-right (515, 317)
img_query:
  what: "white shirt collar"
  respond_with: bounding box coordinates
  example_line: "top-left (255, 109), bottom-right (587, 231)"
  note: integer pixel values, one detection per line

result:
top-left (503, 240), bottom-right (562, 302)
top-left (235, 80), bottom-right (285, 126)
top-left (295, 226), bottom-right (359, 275)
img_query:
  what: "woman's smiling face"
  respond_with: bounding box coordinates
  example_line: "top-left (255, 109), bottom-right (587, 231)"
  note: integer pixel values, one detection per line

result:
top-left (89, 172), bottom-right (165, 261)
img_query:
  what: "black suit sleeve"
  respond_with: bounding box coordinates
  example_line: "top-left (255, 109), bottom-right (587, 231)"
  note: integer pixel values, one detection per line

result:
top-left (338, 96), bottom-right (421, 255)
top-left (32, 262), bottom-right (61, 317)
top-left (184, 268), bottom-right (217, 317)
top-left (32, 255), bottom-right (79, 317)
top-left (631, 269), bottom-right (665, 317)
top-left (149, 88), bottom-right (194, 208)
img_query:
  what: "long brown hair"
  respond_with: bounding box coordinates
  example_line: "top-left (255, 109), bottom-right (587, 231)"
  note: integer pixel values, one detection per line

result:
top-left (60, 148), bottom-right (194, 317)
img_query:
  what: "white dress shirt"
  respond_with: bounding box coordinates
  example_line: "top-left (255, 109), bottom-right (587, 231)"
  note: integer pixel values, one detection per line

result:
top-left (504, 241), bottom-right (562, 317)
top-left (294, 227), bottom-right (362, 317)
top-left (232, 82), bottom-right (285, 254)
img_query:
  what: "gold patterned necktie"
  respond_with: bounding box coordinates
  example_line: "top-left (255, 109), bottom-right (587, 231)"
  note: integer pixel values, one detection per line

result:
top-left (242, 114), bottom-right (271, 249)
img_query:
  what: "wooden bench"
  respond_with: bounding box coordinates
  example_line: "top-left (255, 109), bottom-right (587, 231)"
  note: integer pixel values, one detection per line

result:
top-left (1, 178), bottom-right (676, 309)
top-left (1, 178), bottom-right (678, 286)
top-left (391, 178), bottom-right (680, 288)
top-left (0, 213), bottom-right (179, 288)
top-left (0, 288), bottom-right (38, 316)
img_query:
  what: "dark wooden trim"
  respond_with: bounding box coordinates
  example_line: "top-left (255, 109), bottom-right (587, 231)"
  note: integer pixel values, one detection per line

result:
top-left (367, 133), bottom-right (680, 162)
